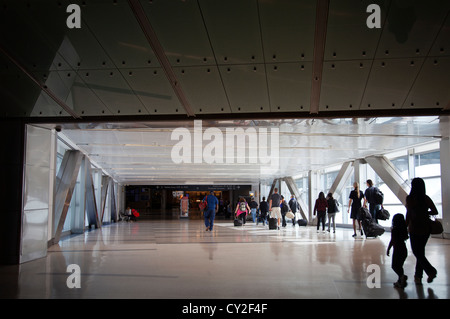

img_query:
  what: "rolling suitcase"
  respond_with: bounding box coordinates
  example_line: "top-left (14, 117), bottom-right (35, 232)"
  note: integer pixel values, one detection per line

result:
top-left (234, 219), bottom-right (243, 227)
top-left (268, 218), bottom-right (278, 230)
top-left (358, 207), bottom-right (371, 221)
top-left (297, 219), bottom-right (308, 227)
top-left (359, 207), bottom-right (385, 238)
top-left (362, 219), bottom-right (385, 238)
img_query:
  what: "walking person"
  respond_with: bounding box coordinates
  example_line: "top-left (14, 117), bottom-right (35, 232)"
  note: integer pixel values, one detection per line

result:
top-left (348, 182), bottom-right (364, 237)
top-left (269, 188), bottom-right (282, 230)
top-left (326, 192), bottom-right (338, 233)
top-left (258, 197), bottom-right (269, 226)
top-left (405, 177), bottom-right (438, 284)
top-left (203, 191), bottom-right (219, 231)
top-left (235, 197), bottom-right (250, 226)
top-left (313, 192), bottom-right (328, 233)
top-left (387, 213), bottom-right (409, 289)
top-left (249, 197), bottom-right (259, 223)
top-left (280, 195), bottom-right (289, 227)
top-left (288, 195), bottom-right (300, 226)
top-left (363, 179), bottom-right (381, 223)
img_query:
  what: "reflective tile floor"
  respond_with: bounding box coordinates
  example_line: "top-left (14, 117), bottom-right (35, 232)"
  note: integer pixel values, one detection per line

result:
top-left (1, 220), bottom-right (449, 299)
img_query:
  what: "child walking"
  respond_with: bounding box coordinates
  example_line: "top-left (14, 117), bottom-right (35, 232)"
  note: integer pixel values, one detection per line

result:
top-left (387, 213), bottom-right (409, 288)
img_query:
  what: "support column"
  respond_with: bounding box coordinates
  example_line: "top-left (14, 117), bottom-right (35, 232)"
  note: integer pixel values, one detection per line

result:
top-left (308, 170), bottom-right (319, 222)
top-left (353, 159), bottom-right (364, 187)
top-left (283, 177), bottom-right (308, 221)
top-left (100, 175), bottom-right (109, 224)
top-left (407, 149), bottom-right (415, 181)
top-left (328, 161), bottom-right (353, 200)
top-left (268, 178), bottom-right (278, 199)
top-left (84, 157), bottom-right (100, 228)
top-left (440, 138), bottom-right (450, 237)
top-left (71, 155), bottom-right (86, 234)
top-left (51, 150), bottom-right (83, 245)
top-left (0, 120), bottom-right (25, 264)
top-left (110, 181), bottom-right (118, 222)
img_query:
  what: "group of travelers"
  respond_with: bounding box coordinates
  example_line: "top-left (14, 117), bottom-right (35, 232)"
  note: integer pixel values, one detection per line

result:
top-left (125, 176), bottom-right (440, 291)
top-left (192, 177), bottom-right (441, 291)
top-left (387, 177), bottom-right (439, 289)
top-left (312, 191), bottom-right (340, 233)
top-left (310, 177), bottom-right (440, 290)
top-left (119, 206), bottom-right (139, 222)
top-left (233, 189), bottom-right (303, 230)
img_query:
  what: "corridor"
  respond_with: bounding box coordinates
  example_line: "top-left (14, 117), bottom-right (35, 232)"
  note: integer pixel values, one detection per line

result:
top-left (2, 220), bottom-right (448, 299)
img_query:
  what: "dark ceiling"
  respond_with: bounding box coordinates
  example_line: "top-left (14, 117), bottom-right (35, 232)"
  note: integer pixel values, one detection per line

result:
top-left (1, 0), bottom-right (449, 122)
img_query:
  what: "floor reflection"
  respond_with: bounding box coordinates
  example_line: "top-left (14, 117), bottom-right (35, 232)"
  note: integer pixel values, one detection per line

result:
top-left (0, 220), bottom-right (448, 299)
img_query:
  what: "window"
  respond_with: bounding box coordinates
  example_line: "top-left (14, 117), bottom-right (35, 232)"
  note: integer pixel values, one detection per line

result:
top-left (415, 150), bottom-right (442, 217)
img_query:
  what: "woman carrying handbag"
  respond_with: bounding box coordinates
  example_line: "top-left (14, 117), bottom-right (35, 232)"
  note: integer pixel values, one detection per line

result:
top-left (405, 178), bottom-right (439, 284)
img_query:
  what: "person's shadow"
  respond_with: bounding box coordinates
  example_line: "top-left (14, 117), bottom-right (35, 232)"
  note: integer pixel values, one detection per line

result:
top-left (394, 285), bottom-right (438, 299)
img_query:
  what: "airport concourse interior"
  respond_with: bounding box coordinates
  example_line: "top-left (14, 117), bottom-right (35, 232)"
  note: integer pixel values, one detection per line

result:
top-left (1, 0), bottom-right (450, 302)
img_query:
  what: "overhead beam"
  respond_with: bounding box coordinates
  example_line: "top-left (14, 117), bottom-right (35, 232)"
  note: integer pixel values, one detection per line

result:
top-left (127, 0), bottom-right (195, 117)
top-left (365, 155), bottom-right (410, 205)
top-left (309, 0), bottom-right (330, 114)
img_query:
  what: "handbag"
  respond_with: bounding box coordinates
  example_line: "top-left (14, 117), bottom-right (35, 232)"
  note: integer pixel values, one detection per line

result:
top-left (286, 211), bottom-right (295, 219)
top-left (334, 200), bottom-right (340, 212)
top-left (377, 208), bottom-right (390, 221)
top-left (429, 217), bottom-right (443, 235)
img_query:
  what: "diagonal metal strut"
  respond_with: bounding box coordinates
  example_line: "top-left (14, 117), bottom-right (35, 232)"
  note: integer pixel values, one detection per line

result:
top-left (127, 0), bottom-right (195, 117)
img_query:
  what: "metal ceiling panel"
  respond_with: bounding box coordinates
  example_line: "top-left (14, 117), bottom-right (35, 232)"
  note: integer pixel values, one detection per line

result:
top-left (69, 75), bottom-right (112, 116)
top-left (429, 12), bottom-right (450, 57)
top-left (0, 55), bottom-right (41, 117)
top-left (403, 57), bottom-right (450, 109)
top-left (198, 0), bottom-right (264, 65)
top-left (63, 26), bottom-right (115, 71)
top-left (82, 0), bottom-right (160, 69)
top-left (219, 64), bottom-right (270, 112)
top-left (374, 0), bottom-right (450, 59)
top-left (319, 60), bottom-right (370, 111)
top-left (360, 58), bottom-right (423, 110)
top-left (0, 0), bottom-right (68, 72)
top-left (31, 90), bottom-right (70, 117)
top-left (140, 0), bottom-right (215, 67)
top-left (258, 0), bottom-right (316, 63)
top-left (81, 69), bottom-right (146, 115)
top-left (174, 66), bottom-right (230, 114)
top-left (266, 62), bottom-right (312, 112)
top-left (118, 67), bottom-right (183, 115)
top-left (1, 0), bottom-right (449, 122)
top-left (324, 0), bottom-right (387, 61)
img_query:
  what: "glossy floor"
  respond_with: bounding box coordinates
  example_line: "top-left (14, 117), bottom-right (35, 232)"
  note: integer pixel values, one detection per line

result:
top-left (1, 220), bottom-right (449, 299)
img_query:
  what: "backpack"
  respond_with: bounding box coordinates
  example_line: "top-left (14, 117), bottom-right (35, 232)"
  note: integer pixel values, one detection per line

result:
top-left (239, 201), bottom-right (247, 212)
top-left (373, 187), bottom-right (384, 205)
